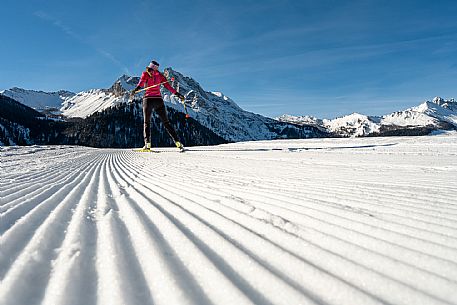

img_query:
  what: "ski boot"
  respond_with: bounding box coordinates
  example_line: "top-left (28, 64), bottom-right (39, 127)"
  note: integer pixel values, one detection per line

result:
top-left (138, 142), bottom-right (151, 152)
top-left (175, 141), bottom-right (185, 152)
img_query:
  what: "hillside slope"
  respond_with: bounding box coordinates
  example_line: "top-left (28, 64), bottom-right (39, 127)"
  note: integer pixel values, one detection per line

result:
top-left (0, 87), bottom-right (74, 112)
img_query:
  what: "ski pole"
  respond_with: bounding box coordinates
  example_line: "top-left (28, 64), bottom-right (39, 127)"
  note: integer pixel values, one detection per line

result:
top-left (181, 99), bottom-right (189, 119)
top-left (182, 90), bottom-right (196, 119)
top-left (132, 77), bottom-right (175, 95)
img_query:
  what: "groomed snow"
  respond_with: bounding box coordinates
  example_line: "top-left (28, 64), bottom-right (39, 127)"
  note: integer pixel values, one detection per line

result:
top-left (1, 134), bottom-right (457, 305)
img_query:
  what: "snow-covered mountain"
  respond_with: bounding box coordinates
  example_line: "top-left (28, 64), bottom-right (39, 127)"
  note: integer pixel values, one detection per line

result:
top-left (278, 97), bottom-right (457, 137)
top-left (0, 92), bottom-right (226, 148)
top-left (0, 87), bottom-right (74, 112)
top-left (4, 70), bottom-right (455, 141)
top-left (1, 70), bottom-right (323, 147)
top-left (382, 97), bottom-right (457, 128)
top-left (323, 113), bottom-right (382, 137)
top-left (61, 89), bottom-right (127, 118)
top-left (0, 76), bottom-right (136, 117)
top-left (60, 75), bottom-right (137, 118)
top-left (163, 69), bottom-right (323, 141)
top-left (276, 114), bottom-right (323, 126)
top-left (55, 70), bottom-right (324, 141)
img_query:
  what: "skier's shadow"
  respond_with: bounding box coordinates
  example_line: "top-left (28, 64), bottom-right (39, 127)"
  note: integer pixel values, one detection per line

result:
top-left (186, 143), bottom-right (398, 152)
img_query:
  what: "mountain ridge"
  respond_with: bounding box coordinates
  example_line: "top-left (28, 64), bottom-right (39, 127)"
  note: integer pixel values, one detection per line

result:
top-left (1, 68), bottom-right (325, 142)
top-left (278, 97), bottom-right (457, 137)
top-left (0, 87), bottom-right (75, 112)
top-left (0, 68), bottom-right (325, 146)
top-left (2, 69), bottom-right (456, 142)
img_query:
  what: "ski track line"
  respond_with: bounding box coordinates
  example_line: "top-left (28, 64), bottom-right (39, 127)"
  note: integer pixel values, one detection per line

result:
top-left (155, 155), bottom-right (457, 220)
top-left (250, 184), bottom-right (457, 239)
top-left (3, 151), bottom-right (98, 196)
top-left (1, 169), bottom-right (70, 202)
top-left (115, 152), bottom-right (456, 256)
top-left (1, 142), bottom-right (456, 305)
top-left (109, 154), bottom-right (266, 305)
top-left (130, 164), bottom-right (457, 283)
top-left (304, 174), bottom-right (457, 201)
top-left (0, 146), bottom-right (88, 178)
top-left (292, 184), bottom-right (457, 233)
top-left (116, 151), bottom-right (452, 305)
top-left (40, 153), bottom-right (150, 305)
top-left (113, 152), bottom-right (371, 305)
top-left (0, 154), bottom-right (106, 236)
top-left (118, 153), bottom-right (448, 241)
top-left (114, 152), bottom-right (292, 305)
top-left (0, 155), bottom-right (97, 213)
top-left (131, 152), bottom-right (456, 274)
top-left (210, 194), bottom-right (457, 298)
top-left (1, 180), bottom-right (70, 216)
top-left (115, 151), bottom-right (452, 304)
top-left (128, 150), bottom-right (456, 235)
top-left (96, 153), bottom-right (155, 305)
top-left (0, 154), bottom-right (105, 305)
top-left (123, 154), bottom-right (457, 303)
top-left (215, 184), bottom-right (457, 265)
top-left (296, 181), bottom-right (457, 219)
top-left (192, 151), bottom-right (452, 198)
top-left (40, 154), bottom-right (105, 305)
top-left (112, 165), bottom-right (390, 301)
top-left (0, 151), bottom-right (97, 199)
top-left (123, 150), bottom-right (380, 304)
top-left (309, 190), bottom-right (457, 225)
top-left (172, 163), bottom-right (457, 224)
top-left (243, 197), bottom-right (457, 281)
top-left (203, 181), bottom-right (457, 254)
top-left (248, 176), bottom-right (457, 215)
top-left (322, 182), bottom-right (457, 212)
top-left (0, 153), bottom-right (104, 277)
top-left (168, 171), bottom-right (457, 241)
top-left (162, 165), bottom-right (457, 251)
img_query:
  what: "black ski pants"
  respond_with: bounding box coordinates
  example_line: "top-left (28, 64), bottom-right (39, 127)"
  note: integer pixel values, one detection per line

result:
top-left (143, 97), bottom-right (179, 145)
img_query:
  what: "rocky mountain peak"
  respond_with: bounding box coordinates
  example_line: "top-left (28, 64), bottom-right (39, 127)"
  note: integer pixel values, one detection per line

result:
top-left (431, 96), bottom-right (457, 111)
top-left (109, 75), bottom-right (139, 97)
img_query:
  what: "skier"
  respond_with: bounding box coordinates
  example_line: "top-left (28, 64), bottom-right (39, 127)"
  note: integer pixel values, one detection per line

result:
top-left (130, 60), bottom-right (185, 151)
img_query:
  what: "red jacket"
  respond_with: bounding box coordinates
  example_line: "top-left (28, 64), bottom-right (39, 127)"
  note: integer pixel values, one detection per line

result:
top-left (137, 70), bottom-right (177, 97)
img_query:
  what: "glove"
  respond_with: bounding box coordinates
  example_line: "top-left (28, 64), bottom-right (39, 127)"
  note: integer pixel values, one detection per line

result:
top-left (129, 91), bottom-right (135, 101)
top-left (130, 86), bottom-right (140, 99)
top-left (175, 92), bottom-right (185, 101)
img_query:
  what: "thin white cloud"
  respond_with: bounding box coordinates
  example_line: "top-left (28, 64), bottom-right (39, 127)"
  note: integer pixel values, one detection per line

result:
top-left (34, 11), bottom-right (80, 41)
top-left (96, 48), bottom-right (131, 75)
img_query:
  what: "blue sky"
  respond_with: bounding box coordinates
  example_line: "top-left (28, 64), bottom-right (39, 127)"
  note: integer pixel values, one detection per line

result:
top-left (1, 0), bottom-right (457, 118)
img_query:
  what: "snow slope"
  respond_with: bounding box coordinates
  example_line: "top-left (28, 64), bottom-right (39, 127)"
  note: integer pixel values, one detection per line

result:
top-left (0, 88), bottom-right (74, 111)
top-left (61, 89), bottom-right (129, 118)
top-left (380, 97), bottom-right (457, 127)
top-left (60, 75), bottom-right (137, 118)
top-left (1, 134), bottom-right (457, 305)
